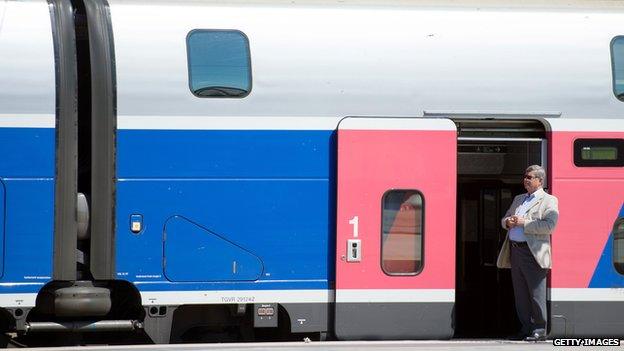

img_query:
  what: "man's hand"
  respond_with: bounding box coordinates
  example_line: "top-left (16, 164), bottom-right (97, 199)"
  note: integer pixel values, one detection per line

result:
top-left (505, 217), bottom-right (516, 228)
top-left (511, 215), bottom-right (525, 226)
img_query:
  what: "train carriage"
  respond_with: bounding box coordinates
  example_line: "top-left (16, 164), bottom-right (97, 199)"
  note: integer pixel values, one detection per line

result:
top-left (0, 0), bottom-right (623, 345)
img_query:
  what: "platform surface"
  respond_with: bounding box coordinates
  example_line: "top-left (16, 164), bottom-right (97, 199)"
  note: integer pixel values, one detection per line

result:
top-left (21, 340), bottom-right (624, 351)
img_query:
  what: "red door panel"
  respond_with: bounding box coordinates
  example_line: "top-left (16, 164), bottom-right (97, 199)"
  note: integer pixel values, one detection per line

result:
top-left (548, 119), bottom-right (624, 337)
top-left (334, 117), bottom-right (456, 339)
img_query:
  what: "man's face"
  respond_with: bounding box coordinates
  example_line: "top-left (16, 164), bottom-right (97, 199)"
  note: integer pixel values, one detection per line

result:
top-left (523, 171), bottom-right (542, 193)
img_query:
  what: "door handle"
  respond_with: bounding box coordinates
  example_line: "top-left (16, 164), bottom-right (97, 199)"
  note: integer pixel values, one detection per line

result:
top-left (347, 239), bottom-right (361, 262)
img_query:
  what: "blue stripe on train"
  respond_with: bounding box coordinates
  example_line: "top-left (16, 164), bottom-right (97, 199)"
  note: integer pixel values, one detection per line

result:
top-left (588, 204), bottom-right (624, 288)
top-left (0, 128), bottom-right (54, 177)
top-left (116, 130), bottom-right (336, 291)
top-left (117, 129), bottom-right (335, 178)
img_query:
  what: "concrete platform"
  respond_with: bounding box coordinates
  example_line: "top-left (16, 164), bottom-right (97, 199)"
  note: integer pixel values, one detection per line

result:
top-left (20, 340), bottom-right (624, 351)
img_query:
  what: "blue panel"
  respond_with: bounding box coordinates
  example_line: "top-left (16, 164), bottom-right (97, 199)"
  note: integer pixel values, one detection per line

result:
top-left (116, 179), bottom-right (333, 290)
top-left (0, 180), bottom-right (4, 278)
top-left (0, 128), bottom-right (54, 177)
top-left (0, 179), bottom-right (54, 284)
top-left (116, 129), bottom-right (336, 292)
top-left (117, 130), bottom-right (333, 178)
top-left (0, 127), bottom-right (54, 294)
top-left (164, 216), bottom-right (263, 282)
top-left (589, 204), bottom-right (624, 288)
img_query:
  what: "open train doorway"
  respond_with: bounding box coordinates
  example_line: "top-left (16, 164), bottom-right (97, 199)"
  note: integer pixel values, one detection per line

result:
top-left (454, 119), bottom-right (547, 338)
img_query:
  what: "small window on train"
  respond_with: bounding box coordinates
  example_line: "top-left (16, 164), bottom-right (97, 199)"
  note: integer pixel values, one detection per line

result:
top-left (613, 218), bottom-right (624, 275)
top-left (573, 139), bottom-right (624, 167)
top-left (186, 30), bottom-right (251, 98)
top-left (612, 36), bottom-right (624, 101)
top-left (381, 190), bottom-right (424, 275)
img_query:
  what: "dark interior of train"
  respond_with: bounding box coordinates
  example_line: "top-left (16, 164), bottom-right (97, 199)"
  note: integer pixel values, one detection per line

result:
top-left (453, 120), bottom-right (545, 338)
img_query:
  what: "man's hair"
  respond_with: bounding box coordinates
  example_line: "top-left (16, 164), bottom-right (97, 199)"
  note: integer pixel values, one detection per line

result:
top-left (526, 165), bottom-right (546, 183)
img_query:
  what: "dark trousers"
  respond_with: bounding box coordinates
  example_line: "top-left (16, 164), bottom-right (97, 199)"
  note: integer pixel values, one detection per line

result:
top-left (510, 242), bottom-right (548, 334)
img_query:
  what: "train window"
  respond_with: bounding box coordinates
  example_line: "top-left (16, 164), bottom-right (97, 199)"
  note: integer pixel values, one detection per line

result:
top-left (573, 139), bottom-right (624, 167)
top-left (381, 190), bottom-right (424, 275)
top-left (186, 30), bottom-right (252, 98)
top-left (613, 218), bottom-right (624, 275)
top-left (612, 36), bottom-right (624, 101)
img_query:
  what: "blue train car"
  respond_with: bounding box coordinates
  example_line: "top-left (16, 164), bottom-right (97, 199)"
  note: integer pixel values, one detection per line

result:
top-left (0, 0), bottom-right (624, 346)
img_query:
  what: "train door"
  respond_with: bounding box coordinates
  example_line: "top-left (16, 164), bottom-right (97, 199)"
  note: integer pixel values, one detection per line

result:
top-left (453, 118), bottom-right (546, 338)
top-left (548, 119), bottom-right (624, 337)
top-left (334, 117), bottom-right (456, 340)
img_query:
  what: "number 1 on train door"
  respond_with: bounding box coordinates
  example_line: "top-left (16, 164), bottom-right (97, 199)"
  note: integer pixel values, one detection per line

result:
top-left (349, 216), bottom-right (358, 237)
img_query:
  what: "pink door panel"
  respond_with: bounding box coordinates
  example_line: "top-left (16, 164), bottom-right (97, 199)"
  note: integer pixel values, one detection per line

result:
top-left (548, 119), bottom-right (624, 337)
top-left (334, 117), bottom-right (456, 339)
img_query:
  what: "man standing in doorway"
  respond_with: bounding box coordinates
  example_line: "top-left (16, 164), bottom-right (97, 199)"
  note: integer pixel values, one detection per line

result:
top-left (497, 165), bottom-right (559, 341)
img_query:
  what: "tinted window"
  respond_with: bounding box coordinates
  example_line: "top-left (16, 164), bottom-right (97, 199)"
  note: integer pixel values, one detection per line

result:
top-left (574, 139), bottom-right (624, 167)
top-left (187, 30), bottom-right (251, 98)
top-left (381, 190), bottom-right (424, 275)
top-left (613, 218), bottom-right (624, 275)
top-left (613, 36), bottom-right (624, 101)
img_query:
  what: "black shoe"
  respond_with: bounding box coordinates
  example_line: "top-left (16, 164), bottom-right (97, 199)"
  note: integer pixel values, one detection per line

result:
top-left (508, 331), bottom-right (529, 341)
top-left (524, 329), bottom-right (547, 342)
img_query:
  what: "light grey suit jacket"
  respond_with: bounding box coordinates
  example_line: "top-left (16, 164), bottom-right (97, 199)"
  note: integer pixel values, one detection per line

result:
top-left (496, 188), bottom-right (559, 269)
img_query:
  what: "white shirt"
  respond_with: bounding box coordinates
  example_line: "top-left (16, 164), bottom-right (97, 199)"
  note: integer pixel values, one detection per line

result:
top-left (508, 189), bottom-right (543, 242)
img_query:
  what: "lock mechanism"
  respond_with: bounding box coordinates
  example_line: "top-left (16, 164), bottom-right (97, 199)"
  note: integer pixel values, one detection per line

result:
top-left (130, 214), bottom-right (143, 234)
top-left (347, 239), bottom-right (361, 262)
